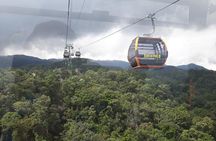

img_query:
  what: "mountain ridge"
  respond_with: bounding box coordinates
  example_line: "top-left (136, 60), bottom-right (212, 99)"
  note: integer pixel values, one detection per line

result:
top-left (0, 55), bottom-right (208, 71)
top-left (177, 63), bottom-right (207, 70)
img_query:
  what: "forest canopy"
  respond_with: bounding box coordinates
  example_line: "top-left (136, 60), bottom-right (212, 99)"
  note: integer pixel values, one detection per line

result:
top-left (0, 64), bottom-right (216, 141)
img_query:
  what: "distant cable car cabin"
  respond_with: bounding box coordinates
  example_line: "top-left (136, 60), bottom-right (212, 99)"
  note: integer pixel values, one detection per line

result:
top-left (128, 36), bottom-right (168, 69)
top-left (75, 51), bottom-right (81, 58)
top-left (63, 44), bottom-right (76, 59)
top-left (63, 49), bottom-right (70, 59)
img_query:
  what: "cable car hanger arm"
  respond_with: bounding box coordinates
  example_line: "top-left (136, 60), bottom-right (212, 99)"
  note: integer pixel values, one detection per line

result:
top-left (152, 0), bottom-right (180, 16)
top-left (143, 14), bottom-right (156, 36)
top-left (144, 0), bottom-right (180, 36)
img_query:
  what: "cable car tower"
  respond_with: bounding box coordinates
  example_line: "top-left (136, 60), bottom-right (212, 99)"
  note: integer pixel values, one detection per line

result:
top-left (63, 0), bottom-right (81, 61)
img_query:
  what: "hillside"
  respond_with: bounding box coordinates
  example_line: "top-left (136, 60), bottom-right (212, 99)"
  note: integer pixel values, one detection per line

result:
top-left (0, 55), bottom-right (208, 71)
top-left (0, 62), bottom-right (216, 141)
top-left (0, 55), bottom-right (56, 68)
top-left (177, 63), bottom-right (207, 70)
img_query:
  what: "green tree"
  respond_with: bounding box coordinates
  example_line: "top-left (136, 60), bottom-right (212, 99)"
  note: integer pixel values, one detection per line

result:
top-left (180, 128), bottom-right (214, 141)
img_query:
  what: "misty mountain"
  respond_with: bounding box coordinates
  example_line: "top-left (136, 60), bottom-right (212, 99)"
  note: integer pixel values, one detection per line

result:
top-left (94, 60), bottom-right (130, 69)
top-left (0, 55), bottom-right (210, 72)
top-left (0, 55), bottom-right (56, 68)
top-left (177, 63), bottom-right (207, 70)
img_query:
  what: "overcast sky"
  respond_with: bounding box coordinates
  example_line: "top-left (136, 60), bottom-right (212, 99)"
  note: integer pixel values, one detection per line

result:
top-left (0, 0), bottom-right (216, 70)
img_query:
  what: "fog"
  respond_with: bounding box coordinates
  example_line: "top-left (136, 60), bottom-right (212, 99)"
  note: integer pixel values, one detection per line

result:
top-left (0, 0), bottom-right (216, 69)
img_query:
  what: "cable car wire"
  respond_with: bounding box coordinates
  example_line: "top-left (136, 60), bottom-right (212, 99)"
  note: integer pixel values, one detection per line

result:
top-left (77, 0), bottom-right (86, 22)
top-left (69, 0), bottom-right (86, 55)
top-left (69, 0), bottom-right (73, 38)
top-left (65, 0), bottom-right (71, 46)
top-left (73, 0), bottom-right (86, 29)
top-left (80, 16), bottom-right (149, 48)
top-left (152, 0), bottom-right (180, 16)
top-left (80, 0), bottom-right (180, 48)
top-left (73, 0), bottom-right (86, 48)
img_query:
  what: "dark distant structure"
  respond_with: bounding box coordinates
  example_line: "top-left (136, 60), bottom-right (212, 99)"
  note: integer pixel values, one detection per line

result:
top-left (0, 0), bottom-right (213, 27)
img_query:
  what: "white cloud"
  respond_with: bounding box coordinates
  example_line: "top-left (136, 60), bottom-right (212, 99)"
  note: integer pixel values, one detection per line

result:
top-left (2, 26), bottom-right (216, 70)
top-left (3, 38), bottom-right (65, 59)
top-left (74, 28), bottom-right (132, 61)
top-left (164, 26), bottom-right (216, 70)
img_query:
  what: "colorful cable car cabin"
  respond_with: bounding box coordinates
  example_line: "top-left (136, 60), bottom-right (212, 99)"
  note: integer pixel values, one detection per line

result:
top-left (128, 36), bottom-right (168, 69)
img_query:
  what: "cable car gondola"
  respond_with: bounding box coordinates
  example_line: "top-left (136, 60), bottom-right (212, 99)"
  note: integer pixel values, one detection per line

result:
top-left (75, 51), bottom-right (81, 58)
top-left (63, 49), bottom-right (70, 59)
top-left (128, 36), bottom-right (168, 69)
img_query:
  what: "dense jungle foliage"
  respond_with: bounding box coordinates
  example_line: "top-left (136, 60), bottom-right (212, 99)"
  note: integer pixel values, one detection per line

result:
top-left (0, 62), bottom-right (216, 141)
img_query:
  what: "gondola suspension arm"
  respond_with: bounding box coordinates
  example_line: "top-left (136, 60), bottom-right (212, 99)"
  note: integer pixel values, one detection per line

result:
top-left (143, 14), bottom-right (156, 36)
